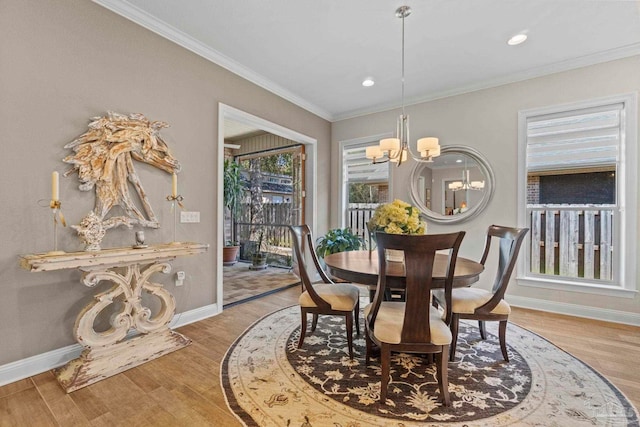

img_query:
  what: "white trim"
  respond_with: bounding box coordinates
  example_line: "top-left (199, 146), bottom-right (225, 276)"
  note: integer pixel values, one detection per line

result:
top-left (0, 303), bottom-right (219, 388)
top-left (337, 134), bottom-right (391, 228)
top-left (218, 104), bottom-right (317, 310)
top-left (517, 92), bottom-right (638, 296)
top-left (507, 294), bottom-right (640, 327)
top-left (93, 0), bottom-right (640, 123)
top-left (92, 0), bottom-right (332, 121)
top-left (168, 303), bottom-right (220, 328)
top-left (517, 277), bottom-right (637, 299)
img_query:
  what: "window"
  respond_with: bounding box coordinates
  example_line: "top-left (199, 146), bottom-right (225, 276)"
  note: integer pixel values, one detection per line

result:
top-left (517, 94), bottom-right (637, 297)
top-left (339, 137), bottom-right (391, 245)
top-left (343, 145), bottom-right (389, 204)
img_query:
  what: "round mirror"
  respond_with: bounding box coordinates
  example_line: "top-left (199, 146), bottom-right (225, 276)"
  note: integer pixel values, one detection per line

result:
top-left (409, 145), bottom-right (495, 224)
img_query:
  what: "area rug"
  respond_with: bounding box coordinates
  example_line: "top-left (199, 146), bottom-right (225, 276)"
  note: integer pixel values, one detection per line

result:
top-left (221, 305), bottom-right (639, 426)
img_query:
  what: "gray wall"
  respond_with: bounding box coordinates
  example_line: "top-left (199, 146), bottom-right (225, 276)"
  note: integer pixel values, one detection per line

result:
top-left (0, 0), bottom-right (330, 364)
top-left (332, 56), bottom-right (640, 318)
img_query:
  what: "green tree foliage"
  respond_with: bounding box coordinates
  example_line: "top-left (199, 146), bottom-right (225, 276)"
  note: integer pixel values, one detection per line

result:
top-left (349, 183), bottom-right (380, 203)
top-left (259, 153), bottom-right (293, 175)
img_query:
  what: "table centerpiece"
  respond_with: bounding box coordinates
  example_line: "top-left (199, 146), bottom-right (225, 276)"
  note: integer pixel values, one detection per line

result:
top-left (367, 199), bottom-right (426, 262)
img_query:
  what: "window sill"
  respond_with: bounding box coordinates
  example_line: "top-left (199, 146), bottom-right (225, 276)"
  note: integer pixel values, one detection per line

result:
top-left (517, 276), bottom-right (638, 299)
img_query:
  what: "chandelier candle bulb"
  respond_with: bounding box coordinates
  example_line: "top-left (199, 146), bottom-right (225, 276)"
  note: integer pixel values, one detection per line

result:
top-left (417, 137), bottom-right (439, 152)
top-left (366, 145), bottom-right (384, 161)
top-left (380, 138), bottom-right (400, 153)
top-left (51, 171), bottom-right (59, 202)
top-left (418, 137), bottom-right (441, 160)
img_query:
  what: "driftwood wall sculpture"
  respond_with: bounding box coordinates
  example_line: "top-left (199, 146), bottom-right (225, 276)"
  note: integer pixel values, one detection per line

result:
top-left (64, 112), bottom-right (181, 249)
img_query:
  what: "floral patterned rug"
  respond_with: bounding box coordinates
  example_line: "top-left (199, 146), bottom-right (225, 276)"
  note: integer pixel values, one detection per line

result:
top-left (221, 305), bottom-right (639, 426)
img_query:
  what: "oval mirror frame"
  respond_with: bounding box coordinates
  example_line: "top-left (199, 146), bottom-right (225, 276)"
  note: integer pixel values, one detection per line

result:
top-left (409, 145), bottom-right (495, 224)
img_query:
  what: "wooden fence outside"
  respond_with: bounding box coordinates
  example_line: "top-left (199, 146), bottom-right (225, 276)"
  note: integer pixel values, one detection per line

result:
top-left (347, 203), bottom-right (380, 248)
top-left (234, 202), bottom-right (294, 266)
top-left (529, 206), bottom-right (614, 281)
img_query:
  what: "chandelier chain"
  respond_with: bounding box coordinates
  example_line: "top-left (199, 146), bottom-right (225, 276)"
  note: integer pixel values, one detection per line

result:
top-left (364, 5), bottom-right (441, 166)
top-left (401, 9), bottom-right (406, 118)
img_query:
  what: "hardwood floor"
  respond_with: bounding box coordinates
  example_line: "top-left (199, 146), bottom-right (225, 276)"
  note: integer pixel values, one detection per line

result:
top-left (0, 286), bottom-right (638, 426)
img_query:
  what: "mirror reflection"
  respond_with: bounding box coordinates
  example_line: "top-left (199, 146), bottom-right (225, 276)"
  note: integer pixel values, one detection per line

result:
top-left (416, 155), bottom-right (485, 215)
top-left (410, 145), bottom-right (494, 224)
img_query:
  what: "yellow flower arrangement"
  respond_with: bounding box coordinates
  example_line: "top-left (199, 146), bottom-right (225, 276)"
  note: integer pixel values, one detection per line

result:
top-left (367, 199), bottom-right (426, 236)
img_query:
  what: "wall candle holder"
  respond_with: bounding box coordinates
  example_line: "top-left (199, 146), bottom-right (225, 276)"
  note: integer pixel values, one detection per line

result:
top-left (49, 200), bottom-right (66, 254)
top-left (166, 195), bottom-right (184, 244)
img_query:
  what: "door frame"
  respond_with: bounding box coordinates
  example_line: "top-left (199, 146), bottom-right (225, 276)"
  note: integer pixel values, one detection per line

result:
top-left (217, 104), bottom-right (317, 311)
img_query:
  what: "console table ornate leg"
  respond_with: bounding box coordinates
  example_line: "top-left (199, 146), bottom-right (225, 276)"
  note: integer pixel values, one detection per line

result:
top-left (54, 261), bottom-right (190, 392)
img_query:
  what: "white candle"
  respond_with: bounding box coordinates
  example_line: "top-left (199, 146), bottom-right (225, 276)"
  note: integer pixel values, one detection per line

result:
top-left (172, 173), bottom-right (178, 197)
top-left (51, 171), bottom-right (59, 201)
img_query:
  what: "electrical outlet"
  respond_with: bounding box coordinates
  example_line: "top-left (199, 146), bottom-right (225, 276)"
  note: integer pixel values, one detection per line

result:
top-left (175, 271), bottom-right (186, 286)
top-left (180, 211), bottom-right (200, 223)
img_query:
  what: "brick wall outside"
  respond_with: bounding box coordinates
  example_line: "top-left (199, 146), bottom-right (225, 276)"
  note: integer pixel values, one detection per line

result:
top-left (527, 176), bottom-right (540, 204)
top-left (539, 171), bottom-right (615, 204)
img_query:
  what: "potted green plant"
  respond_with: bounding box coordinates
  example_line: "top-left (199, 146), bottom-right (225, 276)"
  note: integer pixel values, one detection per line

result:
top-left (223, 159), bottom-right (242, 265)
top-left (250, 229), bottom-right (268, 270)
top-left (315, 228), bottom-right (365, 259)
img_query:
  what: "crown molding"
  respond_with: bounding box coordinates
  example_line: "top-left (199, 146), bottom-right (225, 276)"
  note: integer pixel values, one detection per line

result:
top-left (333, 43), bottom-right (640, 122)
top-left (93, 1), bottom-right (640, 124)
top-left (92, 0), bottom-right (333, 121)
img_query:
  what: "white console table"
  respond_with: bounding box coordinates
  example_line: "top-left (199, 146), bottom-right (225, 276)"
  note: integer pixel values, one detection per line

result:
top-left (19, 242), bottom-right (208, 392)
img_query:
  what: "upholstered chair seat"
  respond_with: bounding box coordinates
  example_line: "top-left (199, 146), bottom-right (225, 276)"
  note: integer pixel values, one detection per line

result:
top-left (299, 283), bottom-right (360, 311)
top-left (432, 288), bottom-right (511, 315)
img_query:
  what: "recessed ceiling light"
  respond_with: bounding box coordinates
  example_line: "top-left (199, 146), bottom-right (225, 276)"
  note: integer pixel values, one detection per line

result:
top-left (456, 159), bottom-right (462, 163)
top-left (507, 33), bottom-right (528, 46)
top-left (362, 78), bottom-right (375, 87)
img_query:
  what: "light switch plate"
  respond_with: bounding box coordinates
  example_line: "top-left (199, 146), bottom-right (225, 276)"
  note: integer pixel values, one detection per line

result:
top-left (180, 211), bottom-right (200, 223)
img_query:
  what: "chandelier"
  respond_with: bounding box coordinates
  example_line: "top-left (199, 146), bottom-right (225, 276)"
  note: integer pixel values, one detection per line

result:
top-left (365, 5), bottom-right (441, 166)
top-left (448, 159), bottom-right (485, 191)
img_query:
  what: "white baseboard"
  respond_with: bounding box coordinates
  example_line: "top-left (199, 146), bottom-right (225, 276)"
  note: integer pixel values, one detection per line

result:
top-left (507, 295), bottom-right (640, 326)
top-left (169, 302), bottom-right (220, 328)
top-left (0, 303), bottom-right (220, 388)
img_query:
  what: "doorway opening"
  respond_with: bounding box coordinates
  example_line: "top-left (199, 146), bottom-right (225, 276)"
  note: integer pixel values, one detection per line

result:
top-left (234, 145), bottom-right (305, 266)
top-left (218, 104), bottom-right (317, 310)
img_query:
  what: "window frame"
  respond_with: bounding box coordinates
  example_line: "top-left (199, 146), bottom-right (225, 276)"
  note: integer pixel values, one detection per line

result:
top-left (517, 93), bottom-right (638, 298)
top-left (338, 134), bottom-right (392, 229)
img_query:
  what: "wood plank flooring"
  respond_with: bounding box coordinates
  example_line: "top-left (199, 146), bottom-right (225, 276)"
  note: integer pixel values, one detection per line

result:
top-left (0, 286), bottom-right (638, 426)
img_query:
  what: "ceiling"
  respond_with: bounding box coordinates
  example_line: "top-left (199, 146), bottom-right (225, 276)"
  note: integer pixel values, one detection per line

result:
top-left (96, 0), bottom-right (640, 122)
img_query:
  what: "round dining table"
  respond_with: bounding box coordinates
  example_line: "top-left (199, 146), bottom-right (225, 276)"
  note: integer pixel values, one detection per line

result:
top-left (323, 250), bottom-right (484, 289)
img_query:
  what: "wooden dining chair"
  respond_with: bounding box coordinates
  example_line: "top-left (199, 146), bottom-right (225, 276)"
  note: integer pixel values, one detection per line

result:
top-left (364, 231), bottom-right (465, 406)
top-left (289, 225), bottom-right (360, 359)
top-left (432, 225), bottom-right (529, 362)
